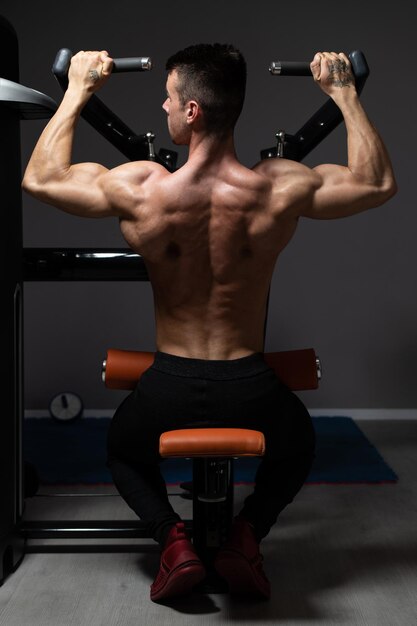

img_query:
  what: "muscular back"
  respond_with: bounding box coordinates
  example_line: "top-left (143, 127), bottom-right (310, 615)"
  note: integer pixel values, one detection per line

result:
top-left (118, 157), bottom-right (301, 360)
top-left (21, 51), bottom-right (396, 359)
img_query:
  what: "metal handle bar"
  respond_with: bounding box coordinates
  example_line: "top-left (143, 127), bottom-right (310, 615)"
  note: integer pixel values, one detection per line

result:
top-left (52, 48), bottom-right (152, 81)
top-left (269, 50), bottom-right (369, 83)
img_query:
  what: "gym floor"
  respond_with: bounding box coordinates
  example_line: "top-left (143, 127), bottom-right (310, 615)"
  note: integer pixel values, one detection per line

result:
top-left (1, 419), bottom-right (416, 626)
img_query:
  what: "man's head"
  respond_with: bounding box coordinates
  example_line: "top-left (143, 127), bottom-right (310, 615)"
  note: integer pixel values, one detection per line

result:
top-left (163, 43), bottom-right (246, 143)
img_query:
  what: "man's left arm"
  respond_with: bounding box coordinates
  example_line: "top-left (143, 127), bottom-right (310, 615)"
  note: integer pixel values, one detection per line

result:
top-left (22, 50), bottom-right (125, 218)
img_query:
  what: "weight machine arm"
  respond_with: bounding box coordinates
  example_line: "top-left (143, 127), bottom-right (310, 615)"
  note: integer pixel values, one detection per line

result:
top-left (52, 48), bottom-right (178, 170)
top-left (261, 50), bottom-right (370, 162)
top-left (51, 48), bottom-right (369, 167)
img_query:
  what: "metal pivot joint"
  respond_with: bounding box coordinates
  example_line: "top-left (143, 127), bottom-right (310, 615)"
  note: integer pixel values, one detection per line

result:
top-left (146, 132), bottom-right (156, 161)
top-left (276, 130), bottom-right (286, 158)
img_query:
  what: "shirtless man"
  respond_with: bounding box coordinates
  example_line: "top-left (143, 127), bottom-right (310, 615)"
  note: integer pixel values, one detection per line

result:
top-left (22, 44), bottom-right (396, 603)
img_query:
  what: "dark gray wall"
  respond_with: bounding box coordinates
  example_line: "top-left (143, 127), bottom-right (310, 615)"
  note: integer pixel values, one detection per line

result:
top-left (1, 0), bottom-right (414, 410)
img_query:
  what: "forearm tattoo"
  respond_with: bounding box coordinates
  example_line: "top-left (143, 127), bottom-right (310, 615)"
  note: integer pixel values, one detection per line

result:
top-left (327, 60), bottom-right (353, 87)
top-left (88, 69), bottom-right (100, 83)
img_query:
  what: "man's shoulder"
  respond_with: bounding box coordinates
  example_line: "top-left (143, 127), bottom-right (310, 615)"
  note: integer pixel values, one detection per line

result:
top-left (252, 158), bottom-right (321, 199)
top-left (99, 161), bottom-right (171, 221)
top-left (251, 158), bottom-right (321, 219)
top-left (108, 160), bottom-right (170, 186)
top-left (252, 157), bottom-right (309, 178)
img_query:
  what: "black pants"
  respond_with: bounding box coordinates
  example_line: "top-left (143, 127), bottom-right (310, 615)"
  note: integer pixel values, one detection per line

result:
top-left (107, 351), bottom-right (315, 547)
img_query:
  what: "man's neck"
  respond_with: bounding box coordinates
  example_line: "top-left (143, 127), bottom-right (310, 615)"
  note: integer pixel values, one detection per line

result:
top-left (187, 130), bottom-right (238, 166)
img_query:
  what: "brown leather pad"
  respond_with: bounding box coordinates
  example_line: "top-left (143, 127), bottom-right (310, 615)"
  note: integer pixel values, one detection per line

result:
top-left (104, 348), bottom-right (319, 391)
top-left (159, 428), bottom-right (265, 458)
top-left (264, 349), bottom-right (319, 390)
top-left (104, 349), bottom-right (154, 390)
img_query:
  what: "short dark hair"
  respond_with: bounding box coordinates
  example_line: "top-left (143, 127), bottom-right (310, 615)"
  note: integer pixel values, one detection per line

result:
top-left (165, 43), bottom-right (247, 134)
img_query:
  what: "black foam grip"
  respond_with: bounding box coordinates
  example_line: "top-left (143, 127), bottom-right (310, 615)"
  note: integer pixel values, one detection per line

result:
top-left (271, 61), bottom-right (311, 76)
top-left (113, 57), bottom-right (151, 72)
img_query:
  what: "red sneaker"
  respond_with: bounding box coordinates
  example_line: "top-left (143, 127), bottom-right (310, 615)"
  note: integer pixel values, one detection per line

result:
top-left (150, 522), bottom-right (206, 602)
top-left (214, 516), bottom-right (271, 600)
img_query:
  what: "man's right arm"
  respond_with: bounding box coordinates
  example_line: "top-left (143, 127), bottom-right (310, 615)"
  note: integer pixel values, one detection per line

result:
top-left (300, 51), bottom-right (397, 219)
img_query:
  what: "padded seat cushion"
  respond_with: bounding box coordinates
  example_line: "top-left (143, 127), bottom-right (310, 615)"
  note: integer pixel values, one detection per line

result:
top-left (159, 428), bottom-right (265, 458)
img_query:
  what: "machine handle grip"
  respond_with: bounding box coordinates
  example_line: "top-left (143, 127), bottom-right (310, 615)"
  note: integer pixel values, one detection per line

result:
top-left (52, 48), bottom-right (152, 78)
top-left (113, 57), bottom-right (152, 72)
top-left (269, 61), bottom-right (311, 76)
top-left (269, 50), bottom-right (369, 81)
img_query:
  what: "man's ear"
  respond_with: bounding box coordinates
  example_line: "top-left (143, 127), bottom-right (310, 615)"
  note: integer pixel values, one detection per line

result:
top-left (186, 100), bottom-right (200, 125)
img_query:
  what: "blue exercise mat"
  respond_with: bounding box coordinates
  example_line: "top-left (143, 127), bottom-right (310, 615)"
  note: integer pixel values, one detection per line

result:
top-left (22, 416), bottom-right (398, 485)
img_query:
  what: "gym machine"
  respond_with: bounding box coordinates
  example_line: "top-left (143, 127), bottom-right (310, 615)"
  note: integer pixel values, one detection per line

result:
top-left (0, 14), bottom-right (369, 585)
top-left (0, 15), bottom-right (57, 586)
